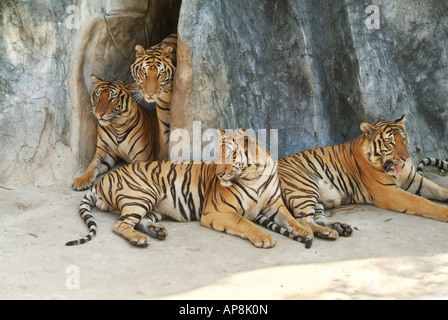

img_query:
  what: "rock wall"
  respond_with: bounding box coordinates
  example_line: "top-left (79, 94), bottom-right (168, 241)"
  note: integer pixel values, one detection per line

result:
top-left (172, 0), bottom-right (448, 160)
top-left (1, 0), bottom-right (447, 186)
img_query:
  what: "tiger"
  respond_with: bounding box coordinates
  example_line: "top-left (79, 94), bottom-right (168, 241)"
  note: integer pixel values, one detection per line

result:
top-left (130, 33), bottom-right (177, 160)
top-left (72, 75), bottom-right (161, 191)
top-left (278, 115), bottom-right (448, 240)
top-left (66, 129), bottom-right (314, 249)
top-left (417, 158), bottom-right (448, 175)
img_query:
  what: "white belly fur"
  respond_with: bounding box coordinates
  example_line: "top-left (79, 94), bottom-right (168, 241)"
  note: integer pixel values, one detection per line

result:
top-left (318, 179), bottom-right (343, 209)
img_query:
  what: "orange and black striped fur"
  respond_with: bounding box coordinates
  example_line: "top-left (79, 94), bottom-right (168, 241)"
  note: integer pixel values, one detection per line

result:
top-left (130, 33), bottom-right (177, 160)
top-left (278, 116), bottom-right (448, 240)
top-left (417, 157), bottom-right (448, 175)
top-left (73, 76), bottom-right (161, 191)
top-left (66, 129), bottom-right (314, 248)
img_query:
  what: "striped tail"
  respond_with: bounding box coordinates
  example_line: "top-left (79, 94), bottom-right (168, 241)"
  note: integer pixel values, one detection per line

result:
top-left (66, 188), bottom-right (98, 246)
top-left (417, 158), bottom-right (448, 176)
top-left (254, 214), bottom-right (312, 249)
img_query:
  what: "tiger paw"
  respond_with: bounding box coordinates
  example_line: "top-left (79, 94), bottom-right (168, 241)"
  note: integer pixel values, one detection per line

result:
top-left (137, 221), bottom-right (168, 240)
top-left (129, 234), bottom-right (150, 247)
top-left (73, 176), bottom-right (95, 191)
top-left (315, 228), bottom-right (339, 240)
top-left (147, 225), bottom-right (168, 240)
top-left (290, 225), bottom-right (314, 242)
top-left (332, 222), bottom-right (353, 236)
top-left (249, 233), bottom-right (276, 248)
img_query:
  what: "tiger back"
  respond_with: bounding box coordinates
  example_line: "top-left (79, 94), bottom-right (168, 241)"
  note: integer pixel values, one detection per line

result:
top-left (130, 33), bottom-right (177, 160)
top-left (72, 75), bottom-right (160, 191)
top-left (67, 129), bottom-right (314, 249)
top-left (278, 115), bottom-right (448, 239)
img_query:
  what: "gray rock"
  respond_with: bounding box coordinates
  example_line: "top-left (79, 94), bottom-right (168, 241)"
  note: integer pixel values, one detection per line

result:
top-left (172, 0), bottom-right (448, 161)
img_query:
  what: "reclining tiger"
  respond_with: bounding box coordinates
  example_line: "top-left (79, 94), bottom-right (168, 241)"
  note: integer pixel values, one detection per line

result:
top-left (72, 34), bottom-right (177, 191)
top-left (278, 115), bottom-right (448, 241)
top-left (66, 129), bottom-right (314, 248)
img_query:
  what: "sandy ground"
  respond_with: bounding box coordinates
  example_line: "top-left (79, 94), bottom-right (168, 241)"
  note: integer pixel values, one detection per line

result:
top-left (1, 170), bottom-right (448, 300)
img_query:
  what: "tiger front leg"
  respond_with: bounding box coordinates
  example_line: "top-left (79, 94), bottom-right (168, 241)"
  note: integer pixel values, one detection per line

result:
top-left (313, 203), bottom-right (353, 237)
top-left (373, 186), bottom-right (448, 222)
top-left (136, 212), bottom-right (168, 240)
top-left (113, 207), bottom-right (150, 247)
top-left (284, 193), bottom-right (340, 240)
top-left (399, 163), bottom-right (448, 202)
top-left (418, 178), bottom-right (448, 202)
top-left (263, 199), bottom-right (314, 246)
top-left (201, 210), bottom-right (276, 248)
top-left (73, 151), bottom-right (116, 191)
top-left (299, 215), bottom-right (340, 240)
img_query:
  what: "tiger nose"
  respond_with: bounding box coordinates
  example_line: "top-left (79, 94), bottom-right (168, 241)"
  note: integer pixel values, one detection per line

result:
top-left (97, 112), bottom-right (105, 117)
top-left (216, 172), bottom-right (224, 178)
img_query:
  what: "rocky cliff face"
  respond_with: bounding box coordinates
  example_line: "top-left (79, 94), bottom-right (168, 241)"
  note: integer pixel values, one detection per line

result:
top-left (1, 0), bottom-right (447, 186)
top-left (172, 0), bottom-right (448, 160)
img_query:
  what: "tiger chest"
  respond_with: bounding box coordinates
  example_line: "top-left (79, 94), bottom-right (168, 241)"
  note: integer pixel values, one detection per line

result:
top-left (240, 191), bottom-right (274, 221)
top-left (117, 146), bottom-right (133, 163)
top-left (117, 141), bottom-right (145, 163)
top-left (110, 121), bottom-right (149, 163)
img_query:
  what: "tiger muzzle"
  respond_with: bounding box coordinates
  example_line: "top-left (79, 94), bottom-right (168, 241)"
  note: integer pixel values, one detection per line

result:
top-left (142, 72), bottom-right (159, 97)
top-left (384, 159), bottom-right (405, 176)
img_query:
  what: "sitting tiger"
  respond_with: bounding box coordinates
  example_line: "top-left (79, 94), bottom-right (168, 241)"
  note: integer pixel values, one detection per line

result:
top-left (66, 129), bottom-right (314, 248)
top-left (278, 115), bottom-right (448, 240)
top-left (130, 33), bottom-right (177, 160)
top-left (72, 76), bottom-right (162, 191)
top-left (73, 34), bottom-right (177, 191)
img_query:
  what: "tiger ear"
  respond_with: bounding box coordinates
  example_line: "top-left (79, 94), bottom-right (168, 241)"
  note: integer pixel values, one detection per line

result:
top-left (162, 46), bottom-right (173, 56)
top-left (394, 115), bottom-right (406, 125)
top-left (162, 46), bottom-right (176, 64)
top-left (360, 122), bottom-right (376, 140)
top-left (217, 128), bottom-right (225, 136)
top-left (135, 45), bottom-right (146, 59)
top-left (90, 74), bottom-right (102, 85)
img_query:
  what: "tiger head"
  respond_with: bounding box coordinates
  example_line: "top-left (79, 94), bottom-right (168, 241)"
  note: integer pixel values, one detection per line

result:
top-left (130, 44), bottom-right (176, 104)
top-left (90, 75), bottom-right (135, 126)
top-left (215, 128), bottom-right (274, 186)
top-left (360, 115), bottom-right (410, 176)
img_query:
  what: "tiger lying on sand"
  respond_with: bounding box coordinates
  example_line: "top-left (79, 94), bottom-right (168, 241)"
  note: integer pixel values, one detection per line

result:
top-left (278, 116), bottom-right (448, 242)
top-left (67, 129), bottom-right (314, 248)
